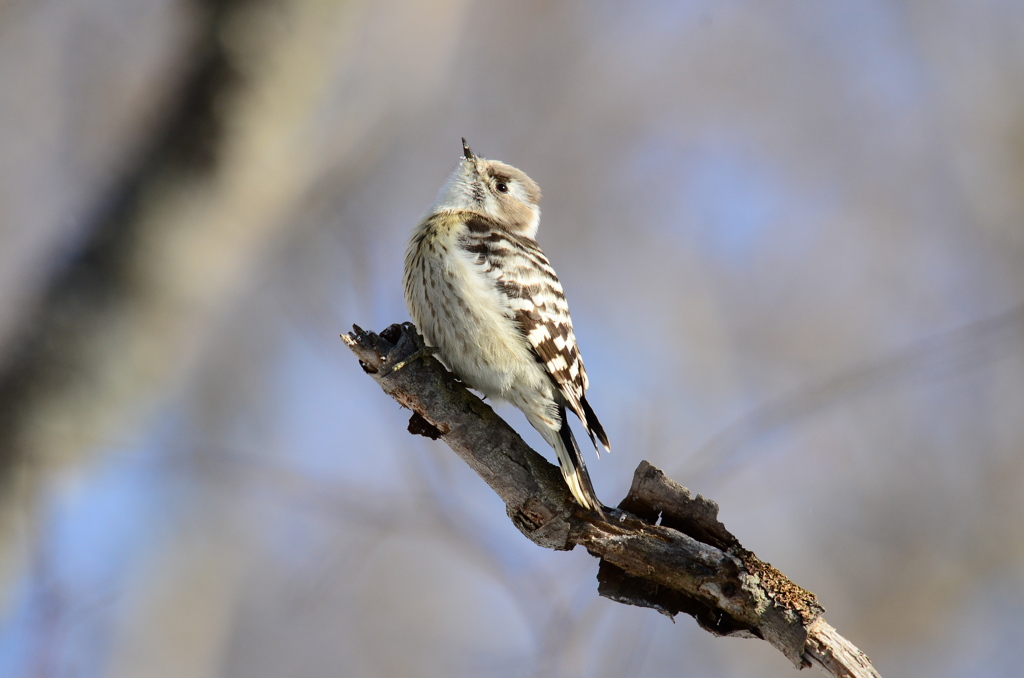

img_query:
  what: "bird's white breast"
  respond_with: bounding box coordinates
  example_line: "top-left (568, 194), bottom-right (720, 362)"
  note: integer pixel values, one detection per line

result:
top-left (404, 213), bottom-right (552, 403)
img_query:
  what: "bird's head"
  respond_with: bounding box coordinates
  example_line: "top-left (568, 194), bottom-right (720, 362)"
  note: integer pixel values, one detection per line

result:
top-left (430, 138), bottom-right (541, 237)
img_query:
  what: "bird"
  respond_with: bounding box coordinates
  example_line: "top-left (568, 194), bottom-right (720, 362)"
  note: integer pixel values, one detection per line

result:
top-left (403, 139), bottom-right (609, 512)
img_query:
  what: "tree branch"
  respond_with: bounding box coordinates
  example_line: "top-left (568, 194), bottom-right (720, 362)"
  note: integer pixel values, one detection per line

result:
top-left (342, 322), bottom-right (882, 678)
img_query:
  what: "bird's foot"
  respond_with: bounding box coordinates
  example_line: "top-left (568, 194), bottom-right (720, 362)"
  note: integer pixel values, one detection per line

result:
top-left (383, 345), bottom-right (436, 376)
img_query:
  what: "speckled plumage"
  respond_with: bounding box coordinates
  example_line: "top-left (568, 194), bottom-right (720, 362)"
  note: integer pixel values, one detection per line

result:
top-left (403, 141), bottom-right (609, 511)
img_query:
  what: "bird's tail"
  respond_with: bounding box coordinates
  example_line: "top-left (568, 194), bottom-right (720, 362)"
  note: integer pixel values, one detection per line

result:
top-left (552, 406), bottom-right (603, 513)
top-left (579, 394), bottom-right (610, 458)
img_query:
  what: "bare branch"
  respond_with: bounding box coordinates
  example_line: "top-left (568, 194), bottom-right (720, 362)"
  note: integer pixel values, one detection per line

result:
top-left (342, 322), bottom-right (882, 678)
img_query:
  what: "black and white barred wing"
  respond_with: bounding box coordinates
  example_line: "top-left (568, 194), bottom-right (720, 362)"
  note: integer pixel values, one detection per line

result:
top-left (461, 217), bottom-right (610, 453)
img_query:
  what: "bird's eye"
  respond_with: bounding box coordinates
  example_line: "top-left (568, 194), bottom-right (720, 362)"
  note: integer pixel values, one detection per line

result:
top-left (495, 181), bottom-right (509, 194)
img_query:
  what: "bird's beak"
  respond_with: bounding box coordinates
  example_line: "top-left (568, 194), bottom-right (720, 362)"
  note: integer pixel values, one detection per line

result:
top-left (462, 138), bottom-right (474, 160)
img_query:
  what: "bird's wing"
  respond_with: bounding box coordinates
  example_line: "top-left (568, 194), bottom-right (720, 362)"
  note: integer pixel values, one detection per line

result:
top-left (460, 217), bottom-right (609, 452)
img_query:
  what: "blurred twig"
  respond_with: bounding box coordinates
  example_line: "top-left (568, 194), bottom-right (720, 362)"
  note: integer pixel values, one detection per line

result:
top-left (343, 322), bottom-right (882, 678)
top-left (689, 303), bottom-right (1024, 483)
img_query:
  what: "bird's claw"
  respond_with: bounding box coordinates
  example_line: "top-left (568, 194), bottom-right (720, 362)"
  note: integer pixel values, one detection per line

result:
top-left (383, 345), bottom-right (436, 376)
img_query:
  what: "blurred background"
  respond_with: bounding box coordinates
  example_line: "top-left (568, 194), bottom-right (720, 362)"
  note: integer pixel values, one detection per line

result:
top-left (1, 0), bottom-right (1023, 676)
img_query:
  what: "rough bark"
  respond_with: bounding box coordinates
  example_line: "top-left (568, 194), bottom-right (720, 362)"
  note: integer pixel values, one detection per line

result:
top-left (342, 322), bottom-right (883, 678)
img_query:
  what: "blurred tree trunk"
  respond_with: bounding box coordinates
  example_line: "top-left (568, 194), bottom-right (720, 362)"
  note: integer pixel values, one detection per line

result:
top-left (0, 0), bottom-right (463, 602)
